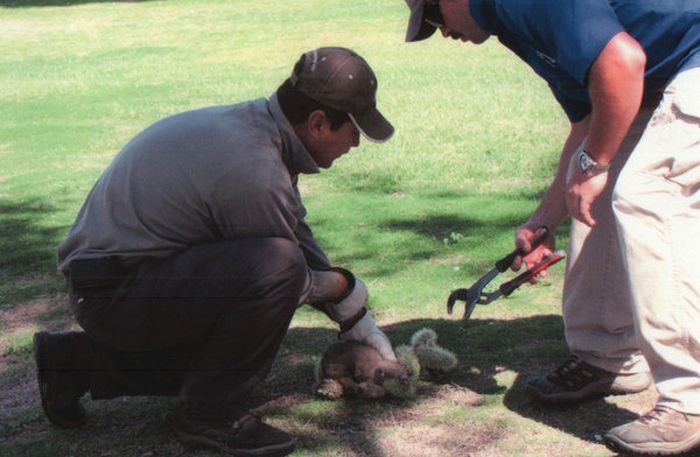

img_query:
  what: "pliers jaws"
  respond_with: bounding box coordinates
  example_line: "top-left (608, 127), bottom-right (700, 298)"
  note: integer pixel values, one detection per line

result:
top-left (447, 227), bottom-right (565, 320)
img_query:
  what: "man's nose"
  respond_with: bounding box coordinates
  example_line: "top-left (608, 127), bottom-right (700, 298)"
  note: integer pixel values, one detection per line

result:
top-left (441, 27), bottom-right (461, 40)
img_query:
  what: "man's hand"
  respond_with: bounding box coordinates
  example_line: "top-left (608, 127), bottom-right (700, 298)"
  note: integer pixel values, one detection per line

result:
top-left (339, 312), bottom-right (398, 361)
top-left (565, 152), bottom-right (609, 227)
top-left (513, 223), bottom-right (555, 282)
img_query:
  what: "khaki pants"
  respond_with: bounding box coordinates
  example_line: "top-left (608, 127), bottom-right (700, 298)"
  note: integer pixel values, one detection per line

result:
top-left (564, 67), bottom-right (700, 414)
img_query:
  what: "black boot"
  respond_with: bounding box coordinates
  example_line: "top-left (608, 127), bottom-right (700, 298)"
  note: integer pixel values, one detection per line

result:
top-left (166, 408), bottom-right (297, 456)
top-left (33, 331), bottom-right (90, 428)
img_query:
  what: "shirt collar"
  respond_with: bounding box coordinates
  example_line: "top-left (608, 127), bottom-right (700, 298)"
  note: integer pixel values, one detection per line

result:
top-left (268, 93), bottom-right (320, 176)
top-left (470, 0), bottom-right (500, 35)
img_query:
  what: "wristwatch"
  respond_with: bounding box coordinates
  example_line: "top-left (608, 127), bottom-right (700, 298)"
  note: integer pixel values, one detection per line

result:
top-left (578, 150), bottom-right (611, 177)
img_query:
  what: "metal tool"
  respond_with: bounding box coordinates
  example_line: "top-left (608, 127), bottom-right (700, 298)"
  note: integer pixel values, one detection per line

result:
top-left (446, 226), bottom-right (565, 320)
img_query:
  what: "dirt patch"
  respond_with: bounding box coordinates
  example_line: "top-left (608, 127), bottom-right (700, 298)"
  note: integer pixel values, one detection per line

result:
top-left (0, 360), bottom-right (37, 410)
top-left (0, 294), bottom-right (74, 334)
top-left (0, 359), bottom-right (41, 443)
top-left (381, 423), bottom-right (505, 457)
top-left (0, 294), bottom-right (76, 443)
top-left (1, 301), bottom-right (51, 332)
top-left (433, 383), bottom-right (483, 406)
top-left (0, 294), bottom-right (75, 360)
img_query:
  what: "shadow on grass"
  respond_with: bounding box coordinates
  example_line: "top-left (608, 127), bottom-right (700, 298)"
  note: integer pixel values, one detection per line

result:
top-left (330, 212), bottom-right (569, 278)
top-left (255, 316), bottom-right (647, 456)
top-left (1, 315), bottom-right (657, 456)
top-left (0, 0), bottom-right (150, 7)
top-left (0, 199), bottom-right (67, 309)
top-left (0, 199), bottom-right (61, 277)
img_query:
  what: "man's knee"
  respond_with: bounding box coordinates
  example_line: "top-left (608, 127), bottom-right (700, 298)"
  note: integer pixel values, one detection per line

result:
top-left (261, 237), bottom-right (306, 282)
top-left (243, 238), bottom-right (307, 303)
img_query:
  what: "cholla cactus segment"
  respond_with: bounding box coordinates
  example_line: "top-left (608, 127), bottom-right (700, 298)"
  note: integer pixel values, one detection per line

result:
top-left (414, 344), bottom-right (458, 372)
top-left (395, 344), bottom-right (421, 382)
top-left (383, 377), bottom-right (416, 398)
top-left (385, 345), bottom-right (420, 399)
top-left (411, 328), bottom-right (458, 372)
top-left (410, 328), bottom-right (438, 348)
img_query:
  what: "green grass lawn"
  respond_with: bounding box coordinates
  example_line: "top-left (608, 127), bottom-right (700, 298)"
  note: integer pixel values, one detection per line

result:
top-left (0, 1), bottom-right (658, 456)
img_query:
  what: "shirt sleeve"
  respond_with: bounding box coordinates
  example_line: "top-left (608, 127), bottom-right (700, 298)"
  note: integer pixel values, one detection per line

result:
top-left (212, 171), bottom-right (300, 242)
top-left (290, 178), bottom-right (332, 270)
top-left (208, 157), bottom-right (332, 270)
top-left (547, 80), bottom-right (592, 123)
top-left (496, 0), bottom-right (625, 84)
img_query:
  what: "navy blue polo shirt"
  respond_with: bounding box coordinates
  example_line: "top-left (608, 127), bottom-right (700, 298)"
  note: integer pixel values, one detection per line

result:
top-left (470, 0), bottom-right (700, 122)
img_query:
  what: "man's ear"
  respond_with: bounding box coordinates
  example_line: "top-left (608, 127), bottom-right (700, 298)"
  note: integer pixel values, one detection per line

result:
top-left (306, 110), bottom-right (327, 138)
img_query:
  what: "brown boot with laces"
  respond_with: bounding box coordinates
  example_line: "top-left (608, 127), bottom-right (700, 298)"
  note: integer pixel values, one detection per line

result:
top-left (604, 404), bottom-right (700, 455)
top-left (525, 354), bottom-right (651, 404)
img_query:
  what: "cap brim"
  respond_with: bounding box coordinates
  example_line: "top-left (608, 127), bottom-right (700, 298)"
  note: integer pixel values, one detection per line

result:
top-left (405, 2), bottom-right (438, 42)
top-left (349, 109), bottom-right (394, 144)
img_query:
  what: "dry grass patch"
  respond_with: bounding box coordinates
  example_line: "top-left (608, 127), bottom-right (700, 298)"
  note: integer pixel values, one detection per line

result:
top-left (381, 423), bottom-right (505, 457)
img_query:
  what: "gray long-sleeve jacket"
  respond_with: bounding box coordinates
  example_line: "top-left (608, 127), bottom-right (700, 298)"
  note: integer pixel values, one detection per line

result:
top-left (58, 94), bottom-right (332, 273)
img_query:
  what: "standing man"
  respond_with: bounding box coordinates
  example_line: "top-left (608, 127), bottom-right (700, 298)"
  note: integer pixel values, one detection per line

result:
top-left (34, 47), bottom-right (396, 457)
top-left (403, 0), bottom-right (700, 454)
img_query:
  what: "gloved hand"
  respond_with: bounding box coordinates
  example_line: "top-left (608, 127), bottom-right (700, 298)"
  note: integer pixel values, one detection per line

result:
top-left (340, 312), bottom-right (398, 362)
top-left (307, 268), bottom-right (397, 361)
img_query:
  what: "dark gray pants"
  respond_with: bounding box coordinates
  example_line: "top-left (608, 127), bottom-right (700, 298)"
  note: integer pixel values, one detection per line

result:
top-left (68, 237), bottom-right (307, 422)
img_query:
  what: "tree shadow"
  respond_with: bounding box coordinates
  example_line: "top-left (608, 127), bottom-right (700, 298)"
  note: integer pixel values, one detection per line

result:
top-left (0, 199), bottom-right (60, 277)
top-left (336, 212), bottom-right (568, 278)
top-left (423, 186), bottom-right (549, 202)
top-left (0, 198), bottom-right (67, 309)
top-left (381, 213), bottom-right (542, 250)
top-left (249, 316), bottom-right (651, 456)
top-left (2, 314), bottom-right (663, 456)
top-left (0, 0), bottom-right (151, 7)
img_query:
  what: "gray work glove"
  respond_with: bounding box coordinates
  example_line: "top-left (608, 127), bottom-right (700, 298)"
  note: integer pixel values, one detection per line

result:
top-left (339, 311), bottom-right (398, 362)
top-left (306, 268), bottom-right (397, 361)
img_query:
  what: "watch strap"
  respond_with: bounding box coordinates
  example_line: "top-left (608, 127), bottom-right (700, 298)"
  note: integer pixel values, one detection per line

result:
top-left (579, 150), bottom-right (610, 176)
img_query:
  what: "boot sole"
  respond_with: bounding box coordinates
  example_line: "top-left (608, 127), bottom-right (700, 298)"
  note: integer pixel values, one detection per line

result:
top-left (525, 379), bottom-right (649, 405)
top-left (604, 433), bottom-right (700, 456)
top-left (172, 425), bottom-right (296, 456)
top-left (33, 331), bottom-right (86, 429)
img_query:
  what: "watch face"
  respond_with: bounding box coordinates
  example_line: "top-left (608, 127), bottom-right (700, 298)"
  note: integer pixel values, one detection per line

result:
top-left (579, 151), bottom-right (589, 174)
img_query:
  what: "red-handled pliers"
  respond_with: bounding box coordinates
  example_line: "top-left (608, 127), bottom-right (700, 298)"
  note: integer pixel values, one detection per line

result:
top-left (446, 226), bottom-right (565, 320)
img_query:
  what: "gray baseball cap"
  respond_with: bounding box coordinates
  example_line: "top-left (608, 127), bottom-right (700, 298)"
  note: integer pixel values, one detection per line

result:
top-left (404, 0), bottom-right (440, 42)
top-left (290, 47), bottom-right (394, 143)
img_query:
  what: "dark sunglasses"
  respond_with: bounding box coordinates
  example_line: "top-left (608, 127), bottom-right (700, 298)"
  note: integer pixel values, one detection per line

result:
top-left (423, 3), bottom-right (444, 29)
